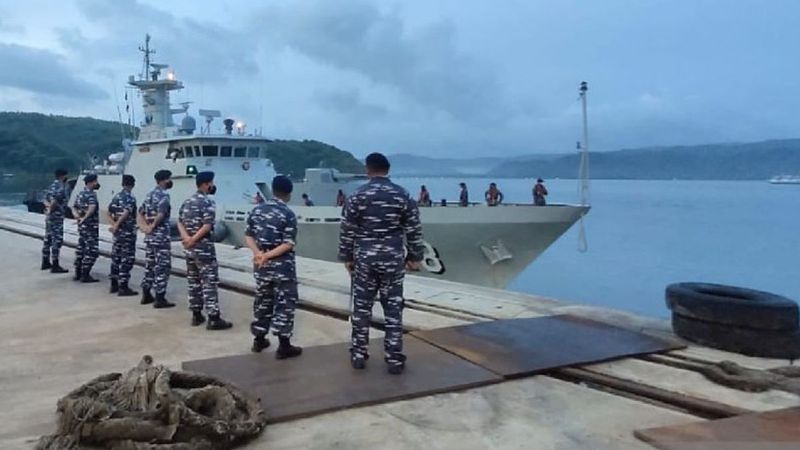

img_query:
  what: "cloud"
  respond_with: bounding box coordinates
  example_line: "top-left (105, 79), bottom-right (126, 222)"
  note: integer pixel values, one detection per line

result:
top-left (312, 87), bottom-right (387, 119)
top-left (254, 1), bottom-right (505, 124)
top-left (0, 17), bottom-right (24, 34)
top-left (0, 43), bottom-right (107, 99)
top-left (59, 0), bottom-right (259, 85)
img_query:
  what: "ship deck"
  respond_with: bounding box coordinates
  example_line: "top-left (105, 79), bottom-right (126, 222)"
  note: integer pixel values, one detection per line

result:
top-left (0, 207), bottom-right (797, 449)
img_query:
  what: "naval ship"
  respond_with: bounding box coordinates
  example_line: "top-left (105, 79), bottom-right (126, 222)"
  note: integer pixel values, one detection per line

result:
top-left (64, 36), bottom-right (589, 288)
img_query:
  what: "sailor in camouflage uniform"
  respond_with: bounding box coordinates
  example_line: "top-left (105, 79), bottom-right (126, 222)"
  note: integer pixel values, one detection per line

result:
top-left (41, 168), bottom-right (70, 273)
top-left (338, 153), bottom-right (424, 374)
top-left (72, 174), bottom-right (101, 283)
top-left (107, 175), bottom-right (139, 297)
top-left (178, 171), bottom-right (232, 330)
top-left (138, 170), bottom-right (175, 309)
top-left (244, 176), bottom-right (303, 358)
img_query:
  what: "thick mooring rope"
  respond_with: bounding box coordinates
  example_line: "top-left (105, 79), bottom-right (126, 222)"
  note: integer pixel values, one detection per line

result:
top-left (36, 356), bottom-right (266, 450)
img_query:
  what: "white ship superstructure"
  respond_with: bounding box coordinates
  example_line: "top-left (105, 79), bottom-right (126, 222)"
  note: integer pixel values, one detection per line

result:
top-left (69, 36), bottom-right (590, 289)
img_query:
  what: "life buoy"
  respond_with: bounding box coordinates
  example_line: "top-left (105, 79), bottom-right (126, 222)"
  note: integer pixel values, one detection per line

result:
top-left (420, 241), bottom-right (445, 274)
top-left (242, 161), bottom-right (250, 171)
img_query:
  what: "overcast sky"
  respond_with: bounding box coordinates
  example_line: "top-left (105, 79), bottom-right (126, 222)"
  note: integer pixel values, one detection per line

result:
top-left (0, 0), bottom-right (797, 158)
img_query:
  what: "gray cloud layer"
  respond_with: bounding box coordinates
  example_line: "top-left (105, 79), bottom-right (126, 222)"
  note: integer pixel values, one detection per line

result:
top-left (1, 0), bottom-right (798, 158)
top-left (0, 43), bottom-right (107, 99)
top-left (255, 1), bottom-right (505, 124)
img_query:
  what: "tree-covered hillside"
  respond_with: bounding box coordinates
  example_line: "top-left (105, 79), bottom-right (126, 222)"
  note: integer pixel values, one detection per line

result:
top-left (266, 139), bottom-right (364, 178)
top-left (0, 112), bottom-right (363, 191)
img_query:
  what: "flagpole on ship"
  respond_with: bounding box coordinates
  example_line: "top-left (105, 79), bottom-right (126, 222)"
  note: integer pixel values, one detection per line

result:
top-left (577, 81), bottom-right (590, 252)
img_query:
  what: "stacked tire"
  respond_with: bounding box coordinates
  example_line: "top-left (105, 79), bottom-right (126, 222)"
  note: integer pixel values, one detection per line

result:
top-left (666, 282), bottom-right (800, 359)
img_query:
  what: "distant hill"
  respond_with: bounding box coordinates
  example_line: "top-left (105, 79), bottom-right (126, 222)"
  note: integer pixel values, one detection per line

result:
top-left (0, 112), bottom-right (362, 191)
top-left (489, 140), bottom-right (800, 180)
top-left (266, 139), bottom-right (363, 179)
top-left (0, 112), bottom-right (133, 191)
top-left (389, 153), bottom-right (502, 177)
top-left (391, 139), bottom-right (800, 180)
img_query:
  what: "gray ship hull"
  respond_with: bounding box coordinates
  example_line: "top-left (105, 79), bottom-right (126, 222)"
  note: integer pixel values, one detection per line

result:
top-left (224, 203), bottom-right (588, 288)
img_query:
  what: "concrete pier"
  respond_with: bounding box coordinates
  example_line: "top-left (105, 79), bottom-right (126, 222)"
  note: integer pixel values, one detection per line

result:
top-left (0, 207), bottom-right (797, 449)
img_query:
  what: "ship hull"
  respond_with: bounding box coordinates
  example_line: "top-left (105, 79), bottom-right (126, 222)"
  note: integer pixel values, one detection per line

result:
top-left (224, 204), bottom-right (589, 288)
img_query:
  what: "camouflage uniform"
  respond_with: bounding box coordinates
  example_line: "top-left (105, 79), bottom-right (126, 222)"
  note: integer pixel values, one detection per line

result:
top-left (179, 191), bottom-right (220, 315)
top-left (338, 177), bottom-right (424, 367)
top-left (140, 187), bottom-right (171, 295)
top-left (73, 187), bottom-right (99, 272)
top-left (245, 198), bottom-right (298, 338)
top-left (108, 190), bottom-right (137, 285)
top-left (42, 179), bottom-right (67, 262)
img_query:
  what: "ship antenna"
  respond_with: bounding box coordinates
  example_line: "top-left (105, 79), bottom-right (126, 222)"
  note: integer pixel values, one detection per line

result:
top-left (111, 76), bottom-right (126, 141)
top-left (138, 34), bottom-right (155, 80)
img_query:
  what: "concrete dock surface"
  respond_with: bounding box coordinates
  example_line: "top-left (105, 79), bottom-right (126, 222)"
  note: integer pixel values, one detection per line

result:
top-left (1, 207), bottom-right (797, 449)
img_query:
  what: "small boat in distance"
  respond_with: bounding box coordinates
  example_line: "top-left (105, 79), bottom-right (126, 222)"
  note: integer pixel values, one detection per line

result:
top-left (768, 175), bottom-right (800, 185)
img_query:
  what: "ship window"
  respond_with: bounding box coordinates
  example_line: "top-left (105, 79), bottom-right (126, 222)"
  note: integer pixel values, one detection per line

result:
top-left (166, 147), bottom-right (183, 159)
top-left (202, 145), bottom-right (219, 157)
top-left (194, 146), bottom-right (200, 156)
top-left (248, 147), bottom-right (260, 158)
top-left (185, 146), bottom-right (194, 157)
top-left (221, 146), bottom-right (232, 157)
top-left (260, 148), bottom-right (269, 158)
top-left (234, 146), bottom-right (247, 157)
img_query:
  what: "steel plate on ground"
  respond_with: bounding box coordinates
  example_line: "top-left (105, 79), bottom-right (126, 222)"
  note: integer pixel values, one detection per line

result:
top-left (182, 335), bottom-right (501, 423)
top-left (634, 407), bottom-right (800, 449)
top-left (411, 314), bottom-right (684, 377)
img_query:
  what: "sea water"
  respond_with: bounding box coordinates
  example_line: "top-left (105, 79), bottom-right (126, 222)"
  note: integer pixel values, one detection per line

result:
top-left (396, 178), bottom-right (800, 319)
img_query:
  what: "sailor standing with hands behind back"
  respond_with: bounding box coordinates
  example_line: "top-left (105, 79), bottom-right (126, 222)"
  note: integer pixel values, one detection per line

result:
top-left (245, 175), bottom-right (303, 358)
top-left (41, 168), bottom-right (70, 273)
top-left (72, 174), bottom-right (101, 283)
top-left (138, 169), bottom-right (175, 309)
top-left (107, 175), bottom-right (139, 297)
top-left (178, 171), bottom-right (233, 330)
top-left (339, 152), bottom-right (425, 374)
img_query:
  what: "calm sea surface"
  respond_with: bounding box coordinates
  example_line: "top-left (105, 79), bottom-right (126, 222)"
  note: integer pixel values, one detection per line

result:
top-left (3, 179), bottom-right (798, 319)
top-left (396, 178), bottom-right (800, 319)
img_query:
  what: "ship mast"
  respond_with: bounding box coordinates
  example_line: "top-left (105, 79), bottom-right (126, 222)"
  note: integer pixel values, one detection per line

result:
top-left (129, 35), bottom-right (184, 140)
top-left (138, 34), bottom-right (154, 81)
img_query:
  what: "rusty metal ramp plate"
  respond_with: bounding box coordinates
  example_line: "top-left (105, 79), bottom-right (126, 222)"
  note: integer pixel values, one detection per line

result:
top-left (411, 314), bottom-right (684, 378)
top-left (182, 335), bottom-right (501, 423)
top-left (634, 407), bottom-right (800, 450)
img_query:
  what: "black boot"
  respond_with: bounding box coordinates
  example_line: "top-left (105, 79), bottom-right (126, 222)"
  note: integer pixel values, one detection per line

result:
top-left (276, 337), bottom-right (302, 359)
top-left (351, 356), bottom-right (366, 370)
top-left (117, 282), bottom-right (138, 297)
top-left (251, 336), bottom-right (270, 353)
top-left (41, 257), bottom-right (52, 270)
top-left (387, 364), bottom-right (406, 375)
top-left (109, 278), bottom-right (119, 294)
top-left (50, 260), bottom-right (68, 274)
top-left (191, 310), bottom-right (206, 327)
top-left (73, 267), bottom-right (81, 281)
top-left (206, 314), bottom-right (233, 330)
top-left (81, 269), bottom-right (99, 283)
top-left (153, 293), bottom-right (176, 309)
top-left (140, 289), bottom-right (155, 305)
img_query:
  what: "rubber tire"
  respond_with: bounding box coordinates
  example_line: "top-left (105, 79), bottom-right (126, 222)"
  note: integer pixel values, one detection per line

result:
top-left (672, 313), bottom-right (800, 360)
top-left (666, 282), bottom-right (799, 331)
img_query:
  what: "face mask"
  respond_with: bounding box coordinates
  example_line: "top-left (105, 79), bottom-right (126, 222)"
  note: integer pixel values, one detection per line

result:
top-left (208, 185), bottom-right (217, 195)
top-left (94, 184), bottom-right (101, 190)
top-left (165, 180), bottom-right (173, 190)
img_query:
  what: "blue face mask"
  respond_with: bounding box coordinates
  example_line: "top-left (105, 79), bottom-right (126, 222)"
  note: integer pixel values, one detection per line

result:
top-left (208, 185), bottom-right (217, 195)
